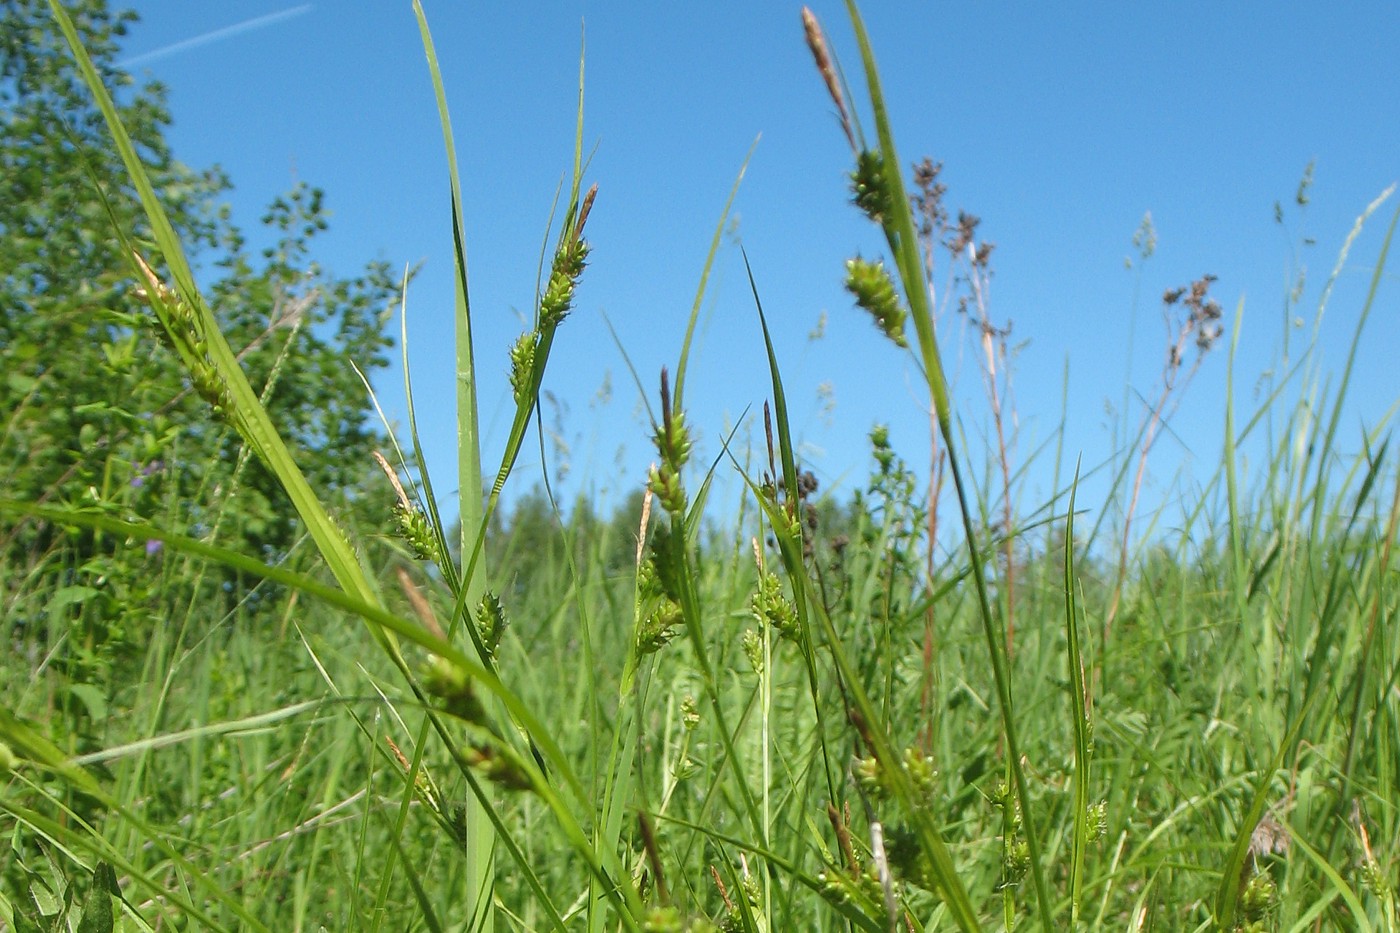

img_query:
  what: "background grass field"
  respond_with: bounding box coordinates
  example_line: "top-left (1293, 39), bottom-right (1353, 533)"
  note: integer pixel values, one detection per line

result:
top-left (1, 2), bottom-right (1397, 930)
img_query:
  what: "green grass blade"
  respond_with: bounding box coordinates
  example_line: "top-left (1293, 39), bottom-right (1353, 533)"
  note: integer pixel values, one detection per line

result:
top-left (742, 251), bottom-right (840, 805)
top-left (1304, 192), bottom-right (1396, 547)
top-left (732, 253), bottom-right (981, 928)
top-left (408, 7), bottom-right (495, 927)
top-left (1064, 461), bottom-right (1092, 924)
top-left (1213, 689), bottom-right (1321, 928)
top-left (1283, 826), bottom-right (1374, 933)
top-left (671, 137), bottom-right (758, 409)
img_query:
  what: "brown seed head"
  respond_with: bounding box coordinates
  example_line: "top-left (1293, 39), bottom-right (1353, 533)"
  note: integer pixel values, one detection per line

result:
top-left (802, 7), bottom-right (856, 153)
top-left (575, 183), bottom-right (598, 238)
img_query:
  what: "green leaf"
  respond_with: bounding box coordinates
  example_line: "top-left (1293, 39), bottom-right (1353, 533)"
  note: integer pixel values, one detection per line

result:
top-left (76, 862), bottom-right (116, 933)
top-left (49, 586), bottom-right (100, 615)
top-left (63, 684), bottom-right (108, 722)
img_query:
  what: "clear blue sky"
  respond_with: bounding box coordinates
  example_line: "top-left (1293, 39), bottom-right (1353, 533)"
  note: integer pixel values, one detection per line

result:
top-left (114, 2), bottom-right (1399, 538)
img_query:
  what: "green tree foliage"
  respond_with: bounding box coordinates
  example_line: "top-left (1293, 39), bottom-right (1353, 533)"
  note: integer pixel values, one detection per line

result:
top-left (1, 0), bottom-right (397, 641)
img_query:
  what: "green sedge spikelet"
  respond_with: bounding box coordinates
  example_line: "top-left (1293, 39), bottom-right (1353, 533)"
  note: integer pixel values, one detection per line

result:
top-left (393, 501), bottom-right (439, 563)
top-left (844, 257), bottom-right (908, 347)
top-left (647, 368), bottom-right (692, 514)
top-left (680, 695), bottom-right (700, 731)
top-left (424, 656), bottom-right (486, 724)
top-left (653, 369), bottom-right (692, 470)
top-left (751, 570), bottom-right (799, 641)
top-left (741, 629), bottom-right (764, 673)
top-left (852, 746), bottom-right (936, 803)
top-left (539, 241), bottom-right (587, 327)
top-left (852, 755), bottom-right (886, 799)
top-left (1086, 801), bottom-right (1108, 841)
top-left (1000, 837), bottom-right (1031, 890)
top-left (374, 451), bottom-right (444, 566)
top-left (636, 557), bottom-right (683, 654)
top-left (901, 747), bottom-right (939, 803)
top-left (885, 825), bottom-right (936, 892)
top-left (462, 741), bottom-right (534, 793)
top-left (1237, 872), bottom-right (1278, 929)
top-left (509, 330), bottom-right (539, 403)
top-left (646, 463), bottom-right (687, 518)
top-left (817, 861), bottom-right (888, 910)
top-left (851, 149), bottom-right (891, 223)
top-left (540, 183), bottom-right (598, 328)
top-left (132, 251), bottom-right (237, 421)
top-left (475, 591), bottom-right (508, 660)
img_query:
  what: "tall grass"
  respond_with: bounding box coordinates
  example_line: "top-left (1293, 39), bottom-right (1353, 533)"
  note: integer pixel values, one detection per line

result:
top-left (1, 2), bottom-right (1397, 931)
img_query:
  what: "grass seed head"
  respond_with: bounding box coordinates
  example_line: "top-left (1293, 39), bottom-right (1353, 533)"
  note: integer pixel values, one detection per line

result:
top-left (851, 149), bottom-right (892, 223)
top-left (509, 331), bottom-right (540, 403)
top-left (751, 570), bottom-right (799, 641)
top-left (636, 557), bottom-right (684, 654)
top-left (464, 741), bottom-right (534, 792)
top-left (539, 185), bottom-right (596, 328)
top-left (1087, 801), bottom-right (1109, 841)
top-left (844, 256), bottom-right (908, 348)
top-left (801, 6), bottom-right (856, 153)
top-left (648, 368), bottom-right (692, 514)
top-left (1237, 870), bottom-right (1278, 928)
top-left (392, 501), bottom-right (439, 564)
top-left (475, 592), bottom-right (508, 660)
top-left (741, 629), bottom-right (764, 673)
top-left (424, 657), bottom-right (486, 724)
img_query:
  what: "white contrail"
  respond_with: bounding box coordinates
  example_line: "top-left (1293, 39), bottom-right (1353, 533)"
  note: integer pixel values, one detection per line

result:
top-left (121, 4), bottom-right (314, 67)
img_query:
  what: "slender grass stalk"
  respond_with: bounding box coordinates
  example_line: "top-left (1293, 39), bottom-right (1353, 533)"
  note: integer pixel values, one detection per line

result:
top-left (1224, 297), bottom-right (1250, 682)
top-left (630, 144), bottom-right (771, 866)
top-left (744, 278), bottom-right (982, 929)
top-left (410, 6), bottom-right (494, 926)
top-left (744, 255), bottom-right (841, 808)
top-left (1063, 462), bottom-right (1094, 924)
top-left (834, 2), bottom-right (1054, 924)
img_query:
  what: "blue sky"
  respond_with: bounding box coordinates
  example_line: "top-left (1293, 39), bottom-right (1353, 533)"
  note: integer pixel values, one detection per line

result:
top-left (114, 2), bottom-right (1399, 539)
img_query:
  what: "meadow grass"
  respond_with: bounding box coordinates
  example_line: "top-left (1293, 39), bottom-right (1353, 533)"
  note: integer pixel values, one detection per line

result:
top-left (2, 2), bottom-right (1398, 930)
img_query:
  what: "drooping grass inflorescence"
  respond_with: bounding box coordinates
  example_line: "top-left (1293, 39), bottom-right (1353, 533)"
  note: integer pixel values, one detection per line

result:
top-left (130, 251), bottom-right (236, 422)
top-left (843, 256), bottom-right (908, 348)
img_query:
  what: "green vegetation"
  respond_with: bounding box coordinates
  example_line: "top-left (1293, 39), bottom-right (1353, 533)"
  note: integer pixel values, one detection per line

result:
top-left (2, 1), bottom-right (1397, 930)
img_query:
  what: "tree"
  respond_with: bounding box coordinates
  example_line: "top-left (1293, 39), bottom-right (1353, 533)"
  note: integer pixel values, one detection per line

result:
top-left (1, 0), bottom-right (397, 608)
